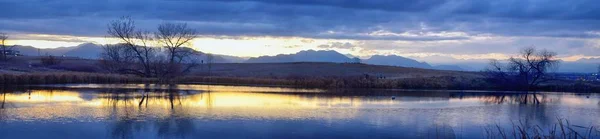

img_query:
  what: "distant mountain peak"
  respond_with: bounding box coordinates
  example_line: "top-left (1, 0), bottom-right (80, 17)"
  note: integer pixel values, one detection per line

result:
top-left (575, 57), bottom-right (600, 63)
top-left (246, 49), bottom-right (352, 63)
top-left (63, 43), bottom-right (103, 58)
top-left (77, 42), bottom-right (101, 47)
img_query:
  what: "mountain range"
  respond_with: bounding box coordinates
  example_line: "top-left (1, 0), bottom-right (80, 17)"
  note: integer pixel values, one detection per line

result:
top-left (245, 50), bottom-right (353, 63)
top-left (10, 43), bottom-right (600, 72)
top-left (245, 50), bottom-right (465, 71)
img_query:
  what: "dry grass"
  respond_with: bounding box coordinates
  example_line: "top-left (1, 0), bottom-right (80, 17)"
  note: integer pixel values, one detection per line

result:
top-left (2, 72), bottom-right (599, 92)
top-left (0, 72), bottom-right (155, 84)
top-left (176, 75), bottom-right (491, 90)
top-left (484, 118), bottom-right (599, 139)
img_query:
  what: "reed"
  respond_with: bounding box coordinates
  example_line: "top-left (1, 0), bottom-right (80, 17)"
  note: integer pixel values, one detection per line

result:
top-left (3, 72), bottom-right (485, 89)
top-left (3, 72), bottom-right (600, 92)
top-left (176, 75), bottom-right (492, 90)
top-left (484, 118), bottom-right (599, 139)
top-left (0, 72), bottom-right (156, 85)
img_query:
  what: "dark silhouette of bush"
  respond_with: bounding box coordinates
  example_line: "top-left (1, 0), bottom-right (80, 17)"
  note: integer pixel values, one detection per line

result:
top-left (41, 55), bottom-right (62, 66)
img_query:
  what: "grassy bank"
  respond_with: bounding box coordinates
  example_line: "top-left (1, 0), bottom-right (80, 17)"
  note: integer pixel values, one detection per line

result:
top-left (484, 119), bottom-right (599, 139)
top-left (0, 72), bottom-right (155, 84)
top-left (177, 76), bottom-right (600, 92)
top-left (0, 72), bottom-right (490, 90)
top-left (177, 76), bottom-right (491, 90)
top-left (1, 72), bottom-right (599, 92)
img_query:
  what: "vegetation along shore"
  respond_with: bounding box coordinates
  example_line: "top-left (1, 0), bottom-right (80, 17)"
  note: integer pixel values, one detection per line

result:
top-left (1, 60), bottom-right (599, 92)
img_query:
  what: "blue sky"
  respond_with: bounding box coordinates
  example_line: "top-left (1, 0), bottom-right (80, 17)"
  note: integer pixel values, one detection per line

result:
top-left (1, 0), bottom-right (599, 63)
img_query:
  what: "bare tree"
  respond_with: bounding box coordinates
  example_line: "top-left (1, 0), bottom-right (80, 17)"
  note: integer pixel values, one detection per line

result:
top-left (104, 17), bottom-right (157, 77)
top-left (486, 47), bottom-right (559, 90)
top-left (155, 23), bottom-right (199, 78)
top-left (0, 33), bottom-right (13, 61)
top-left (155, 23), bottom-right (197, 63)
top-left (99, 44), bottom-right (137, 74)
top-left (101, 17), bottom-right (200, 81)
top-left (41, 55), bottom-right (62, 66)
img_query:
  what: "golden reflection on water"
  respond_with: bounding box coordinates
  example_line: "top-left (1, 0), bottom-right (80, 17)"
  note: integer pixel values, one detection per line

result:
top-left (64, 84), bottom-right (325, 93)
top-left (1, 86), bottom-right (600, 139)
top-left (0, 88), bottom-right (380, 120)
top-left (4, 90), bottom-right (83, 103)
top-left (87, 92), bottom-right (388, 109)
top-left (1, 86), bottom-right (598, 122)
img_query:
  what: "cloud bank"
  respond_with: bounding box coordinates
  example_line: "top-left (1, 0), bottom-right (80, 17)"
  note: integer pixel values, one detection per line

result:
top-left (1, 0), bottom-right (599, 60)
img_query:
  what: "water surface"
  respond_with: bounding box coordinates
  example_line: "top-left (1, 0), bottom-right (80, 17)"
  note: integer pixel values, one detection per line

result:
top-left (0, 84), bottom-right (599, 138)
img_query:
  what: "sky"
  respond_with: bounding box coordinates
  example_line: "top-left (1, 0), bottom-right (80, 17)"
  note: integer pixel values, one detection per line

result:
top-left (1, 0), bottom-right (600, 64)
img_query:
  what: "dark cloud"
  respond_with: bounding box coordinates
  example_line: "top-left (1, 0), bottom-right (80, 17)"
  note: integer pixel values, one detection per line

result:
top-left (0, 0), bottom-right (599, 40)
top-left (211, 0), bottom-right (447, 12)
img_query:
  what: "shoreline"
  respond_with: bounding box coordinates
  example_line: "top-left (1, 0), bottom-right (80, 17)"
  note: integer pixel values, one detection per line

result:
top-left (5, 83), bottom-right (599, 96)
top-left (1, 72), bottom-right (599, 93)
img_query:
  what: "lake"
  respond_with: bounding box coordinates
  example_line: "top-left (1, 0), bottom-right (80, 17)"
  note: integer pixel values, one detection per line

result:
top-left (0, 84), bottom-right (599, 139)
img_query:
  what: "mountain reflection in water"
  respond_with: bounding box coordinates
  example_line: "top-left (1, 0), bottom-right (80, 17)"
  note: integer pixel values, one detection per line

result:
top-left (0, 84), bottom-right (599, 139)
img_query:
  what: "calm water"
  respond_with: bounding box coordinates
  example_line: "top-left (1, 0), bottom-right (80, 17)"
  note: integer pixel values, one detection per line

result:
top-left (0, 84), bottom-right (599, 139)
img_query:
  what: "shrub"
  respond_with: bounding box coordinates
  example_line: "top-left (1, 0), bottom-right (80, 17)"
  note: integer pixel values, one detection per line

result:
top-left (41, 55), bottom-right (62, 66)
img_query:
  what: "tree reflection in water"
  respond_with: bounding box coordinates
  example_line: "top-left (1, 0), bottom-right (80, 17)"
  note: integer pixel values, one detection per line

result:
top-left (1, 91), bottom-right (5, 109)
top-left (455, 92), bottom-right (559, 127)
top-left (102, 84), bottom-right (198, 139)
top-left (0, 88), bottom-right (18, 109)
top-left (476, 93), bottom-right (551, 105)
top-left (0, 89), bottom-right (6, 122)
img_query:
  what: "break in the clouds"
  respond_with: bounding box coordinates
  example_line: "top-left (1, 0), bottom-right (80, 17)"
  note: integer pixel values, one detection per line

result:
top-left (1, 0), bottom-right (600, 61)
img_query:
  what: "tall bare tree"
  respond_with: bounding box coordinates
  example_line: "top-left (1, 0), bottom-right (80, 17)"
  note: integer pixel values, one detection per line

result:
top-left (104, 17), bottom-right (157, 77)
top-left (155, 23), bottom-right (199, 78)
top-left (0, 33), bottom-right (13, 61)
top-left (101, 17), bottom-right (200, 80)
top-left (155, 23), bottom-right (197, 63)
top-left (486, 47), bottom-right (559, 90)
